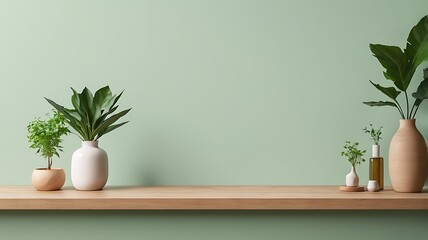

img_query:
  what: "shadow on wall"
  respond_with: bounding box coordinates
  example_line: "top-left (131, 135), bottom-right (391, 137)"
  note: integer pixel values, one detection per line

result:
top-left (424, 177), bottom-right (428, 191)
top-left (421, 130), bottom-right (428, 191)
top-left (131, 130), bottom-right (196, 186)
top-left (138, 160), bottom-right (162, 186)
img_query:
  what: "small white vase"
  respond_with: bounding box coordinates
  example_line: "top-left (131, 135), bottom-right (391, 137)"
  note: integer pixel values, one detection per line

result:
top-left (346, 166), bottom-right (359, 187)
top-left (367, 180), bottom-right (380, 192)
top-left (71, 141), bottom-right (108, 191)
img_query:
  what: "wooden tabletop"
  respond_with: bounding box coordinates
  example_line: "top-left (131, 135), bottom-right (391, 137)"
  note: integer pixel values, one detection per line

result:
top-left (0, 185), bottom-right (427, 210)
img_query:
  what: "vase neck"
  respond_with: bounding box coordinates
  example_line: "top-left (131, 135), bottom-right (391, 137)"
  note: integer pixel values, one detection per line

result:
top-left (82, 141), bottom-right (99, 148)
top-left (351, 165), bottom-right (356, 173)
top-left (399, 119), bottom-right (416, 128)
top-left (372, 145), bottom-right (380, 158)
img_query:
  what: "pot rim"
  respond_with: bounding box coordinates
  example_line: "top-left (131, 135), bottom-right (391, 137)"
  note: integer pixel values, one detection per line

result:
top-left (33, 168), bottom-right (65, 171)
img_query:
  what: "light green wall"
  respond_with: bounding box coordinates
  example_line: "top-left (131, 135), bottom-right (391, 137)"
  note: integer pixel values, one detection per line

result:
top-left (2, 0), bottom-right (428, 186)
top-left (1, 0), bottom-right (428, 239)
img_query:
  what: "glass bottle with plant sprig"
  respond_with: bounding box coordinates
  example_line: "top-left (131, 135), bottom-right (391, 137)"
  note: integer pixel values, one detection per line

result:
top-left (363, 124), bottom-right (384, 190)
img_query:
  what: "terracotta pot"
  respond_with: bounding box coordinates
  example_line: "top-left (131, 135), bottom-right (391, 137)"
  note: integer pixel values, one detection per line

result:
top-left (71, 141), bottom-right (108, 191)
top-left (389, 119), bottom-right (428, 193)
top-left (32, 168), bottom-right (66, 191)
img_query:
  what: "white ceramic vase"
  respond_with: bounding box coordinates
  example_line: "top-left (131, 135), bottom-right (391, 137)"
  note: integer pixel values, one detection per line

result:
top-left (346, 166), bottom-right (359, 187)
top-left (71, 141), bottom-right (108, 191)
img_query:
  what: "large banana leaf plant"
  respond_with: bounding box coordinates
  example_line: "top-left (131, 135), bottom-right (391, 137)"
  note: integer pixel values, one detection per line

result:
top-left (45, 86), bottom-right (131, 141)
top-left (364, 15), bottom-right (428, 119)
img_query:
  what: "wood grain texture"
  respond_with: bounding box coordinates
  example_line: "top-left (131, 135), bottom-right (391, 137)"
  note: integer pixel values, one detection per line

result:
top-left (0, 186), bottom-right (427, 210)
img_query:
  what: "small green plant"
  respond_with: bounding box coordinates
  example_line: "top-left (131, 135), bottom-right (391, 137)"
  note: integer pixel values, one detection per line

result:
top-left (363, 16), bottom-right (428, 119)
top-left (341, 141), bottom-right (366, 167)
top-left (45, 86), bottom-right (131, 141)
top-left (27, 111), bottom-right (70, 169)
top-left (363, 124), bottom-right (383, 145)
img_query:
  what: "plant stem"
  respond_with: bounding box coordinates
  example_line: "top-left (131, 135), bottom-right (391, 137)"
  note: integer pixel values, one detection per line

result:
top-left (410, 104), bottom-right (415, 116)
top-left (410, 102), bottom-right (416, 119)
top-left (393, 100), bottom-right (405, 119)
top-left (405, 91), bottom-right (410, 119)
top-left (47, 157), bottom-right (52, 170)
top-left (412, 104), bottom-right (421, 119)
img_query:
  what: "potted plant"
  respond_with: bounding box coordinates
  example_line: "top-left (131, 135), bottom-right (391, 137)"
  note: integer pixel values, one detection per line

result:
top-left (341, 141), bottom-right (366, 187)
top-left (363, 15), bottom-right (428, 192)
top-left (45, 86), bottom-right (131, 190)
top-left (27, 110), bottom-right (70, 191)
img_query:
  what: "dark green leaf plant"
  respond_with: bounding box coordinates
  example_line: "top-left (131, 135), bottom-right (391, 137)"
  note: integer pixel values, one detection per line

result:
top-left (363, 124), bottom-right (383, 145)
top-left (45, 86), bottom-right (131, 141)
top-left (27, 111), bottom-right (70, 169)
top-left (364, 15), bottom-right (428, 119)
top-left (341, 141), bottom-right (366, 167)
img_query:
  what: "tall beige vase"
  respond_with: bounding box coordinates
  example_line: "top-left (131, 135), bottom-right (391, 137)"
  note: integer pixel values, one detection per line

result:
top-left (389, 119), bottom-right (428, 193)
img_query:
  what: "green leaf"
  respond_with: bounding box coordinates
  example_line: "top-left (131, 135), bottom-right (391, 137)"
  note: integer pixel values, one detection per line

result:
top-left (94, 86), bottom-right (112, 115)
top-left (102, 90), bottom-right (123, 112)
top-left (414, 98), bottom-right (423, 109)
top-left (412, 79), bottom-right (428, 101)
top-left (96, 121), bottom-right (129, 140)
top-left (71, 87), bottom-right (80, 110)
top-left (80, 87), bottom-right (95, 126)
top-left (92, 86), bottom-right (112, 130)
top-left (405, 15), bottom-right (428, 68)
top-left (369, 80), bottom-right (401, 100)
top-left (413, 42), bottom-right (428, 68)
top-left (369, 44), bottom-right (408, 90)
top-left (45, 98), bottom-right (85, 139)
top-left (411, 70), bottom-right (428, 117)
top-left (412, 68), bottom-right (428, 110)
top-left (46, 98), bottom-right (79, 125)
top-left (403, 15), bottom-right (428, 98)
top-left (363, 101), bottom-right (398, 107)
top-left (110, 90), bottom-right (124, 111)
top-left (92, 108), bottom-right (131, 138)
top-left (93, 86), bottom-right (112, 107)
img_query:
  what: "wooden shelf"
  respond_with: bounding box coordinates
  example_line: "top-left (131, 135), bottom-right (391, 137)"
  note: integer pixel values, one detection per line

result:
top-left (0, 186), bottom-right (427, 210)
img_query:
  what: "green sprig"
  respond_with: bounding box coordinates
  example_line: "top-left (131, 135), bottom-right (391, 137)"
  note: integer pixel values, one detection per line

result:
top-left (363, 124), bottom-right (383, 145)
top-left (341, 141), bottom-right (366, 167)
